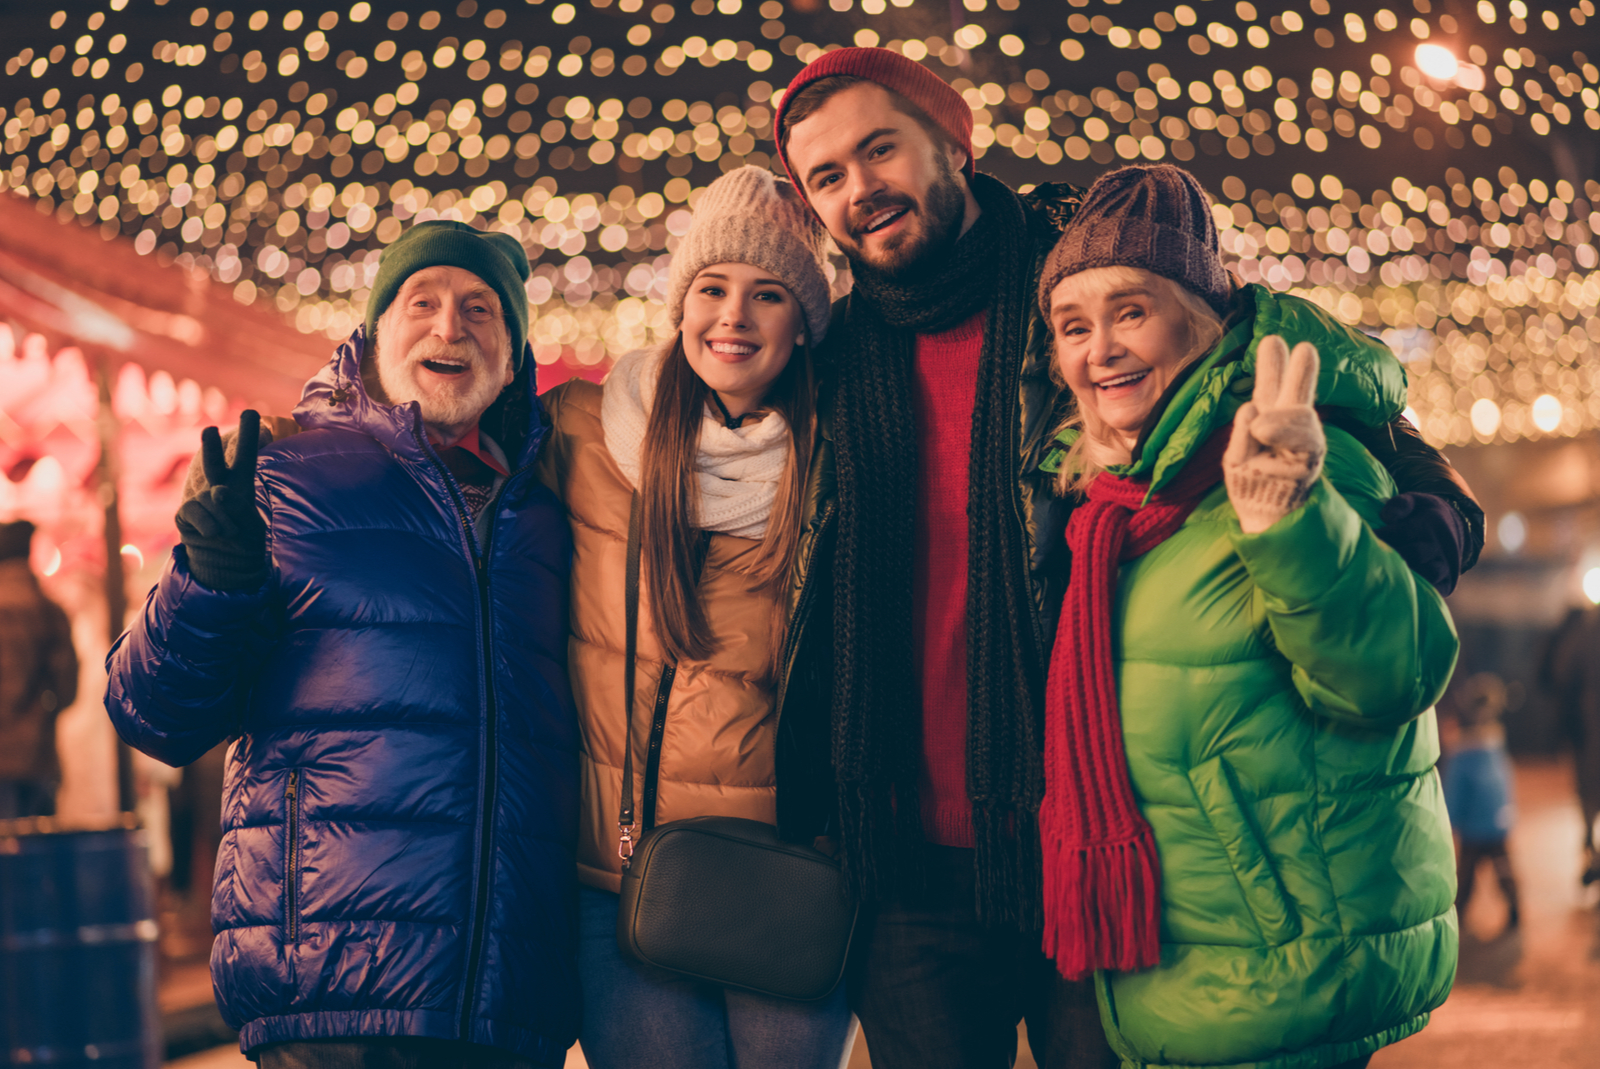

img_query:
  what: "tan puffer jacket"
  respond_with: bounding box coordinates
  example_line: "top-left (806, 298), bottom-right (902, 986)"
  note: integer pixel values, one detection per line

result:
top-left (539, 379), bottom-right (785, 892)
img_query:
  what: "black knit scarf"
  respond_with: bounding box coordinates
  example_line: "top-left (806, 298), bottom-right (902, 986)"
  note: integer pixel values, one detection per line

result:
top-left (830, 173), bottom-right (1051, 929)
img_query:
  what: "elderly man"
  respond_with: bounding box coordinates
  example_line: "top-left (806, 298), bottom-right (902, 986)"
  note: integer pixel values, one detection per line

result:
top-left (106, 221), bottom-right (577, 1069)
top-left (770, 48), bottom-right (1485, 1069)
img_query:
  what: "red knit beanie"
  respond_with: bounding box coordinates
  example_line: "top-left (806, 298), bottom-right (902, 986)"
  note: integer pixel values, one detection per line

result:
top-left (774, 46), bottom-right (975, 189)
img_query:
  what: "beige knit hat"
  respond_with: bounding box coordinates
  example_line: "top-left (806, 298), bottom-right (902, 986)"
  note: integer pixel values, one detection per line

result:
top-left (666, 165), bottom-right (832, 344)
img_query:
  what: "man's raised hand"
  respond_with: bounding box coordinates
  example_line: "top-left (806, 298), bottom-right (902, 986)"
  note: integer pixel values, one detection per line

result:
top-left (175, 410), bottom-right (269, 591)
top-left (1224, 335), bottom-right (1327, 534)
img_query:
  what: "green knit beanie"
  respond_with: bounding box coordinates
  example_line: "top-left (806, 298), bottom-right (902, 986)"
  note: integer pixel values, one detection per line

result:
top-left (365, 220), bottom-right (532, 370)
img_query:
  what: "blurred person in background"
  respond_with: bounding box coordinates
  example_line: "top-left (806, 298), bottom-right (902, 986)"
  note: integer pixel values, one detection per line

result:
top-left (1036, 164), bottom-right (1459, 1069)
top-left (105, 221), bottom-right (580, 1068)
top-left (0, 519), bottom-right (78, 821)
top-left (773, 46), bottom-right (1479, 1068)
top-left (1543, 606), bottom-right (1600, 887)
top-left (1442, 672), bottom-right (1520, 931)
top-left (538, 165), bottom-right (853, 1069)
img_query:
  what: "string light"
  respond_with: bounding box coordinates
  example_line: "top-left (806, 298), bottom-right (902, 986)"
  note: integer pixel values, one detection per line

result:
top-left (0, 0), bottom-right (1594, 446)
top-left (1415, 43), bottom-right (1460, 81)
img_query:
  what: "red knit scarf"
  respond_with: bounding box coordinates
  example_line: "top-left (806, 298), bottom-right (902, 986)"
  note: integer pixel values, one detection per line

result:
top-left (1041, 430), bottom-right (1229, 980)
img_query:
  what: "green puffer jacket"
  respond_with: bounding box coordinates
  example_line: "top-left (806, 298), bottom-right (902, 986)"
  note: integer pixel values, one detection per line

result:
top-left (1089, 287), bottom-right (1460, 1069)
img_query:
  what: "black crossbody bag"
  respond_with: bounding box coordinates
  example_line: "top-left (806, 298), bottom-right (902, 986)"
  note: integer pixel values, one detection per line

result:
top-left (613, 492), bottom-right (858, 1002)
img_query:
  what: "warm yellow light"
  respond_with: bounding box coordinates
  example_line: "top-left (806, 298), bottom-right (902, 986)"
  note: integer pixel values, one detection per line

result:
top-left (1532, 393), bottom-right (1563, 432)
top-left (1415, 44), bottom-right (1459, 81)
top-left (1470, 397), bottom-right (1501, 437)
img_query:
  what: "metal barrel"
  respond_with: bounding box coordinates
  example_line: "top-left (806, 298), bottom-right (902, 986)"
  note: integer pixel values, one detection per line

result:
top-left (0, 824), bottom-right (161, 1069)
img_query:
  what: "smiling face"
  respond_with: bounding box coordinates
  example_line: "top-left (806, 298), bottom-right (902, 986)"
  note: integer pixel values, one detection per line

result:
top-left (783, 81), bottom-right (975, 276)
top-left (372, 265), bottom-right (516, 444)
top-left (1050, 266), bottom-right (1207, 460)
top-left (680, 261), bottom-right (804, 417)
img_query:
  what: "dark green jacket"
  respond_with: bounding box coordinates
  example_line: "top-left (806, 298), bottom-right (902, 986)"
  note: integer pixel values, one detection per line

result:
top-left (1089, 287), bottom-right (1459, 1069)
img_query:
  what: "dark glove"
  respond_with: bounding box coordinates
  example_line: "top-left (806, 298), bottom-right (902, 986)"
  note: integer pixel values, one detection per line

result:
top-left (175, 411), bottom-right (267, 592)
top-left (1379, 492), bottom-right (1466, 596)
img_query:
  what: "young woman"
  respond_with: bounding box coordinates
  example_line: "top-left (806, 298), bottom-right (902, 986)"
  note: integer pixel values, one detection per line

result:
top-left (1035, 165), bottom-right (1460, 1069)
top-left (537, 166), bottom-right (853, 1069)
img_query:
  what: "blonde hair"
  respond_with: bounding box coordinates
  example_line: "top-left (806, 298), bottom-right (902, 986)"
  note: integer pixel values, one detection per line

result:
top-left (1047, 266), bottom-right (1226, 495)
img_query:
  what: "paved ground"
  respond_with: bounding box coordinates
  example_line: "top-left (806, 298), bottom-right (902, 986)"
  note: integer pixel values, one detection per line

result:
top-left (168, 758), bottom-right (1598, 1069)
top-left (1370, 756), bottom-right (1600, 1069)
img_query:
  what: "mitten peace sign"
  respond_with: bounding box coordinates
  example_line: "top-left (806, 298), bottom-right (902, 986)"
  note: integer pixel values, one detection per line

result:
top-left (174, 410), bottom-right (269, 591)
top-left (1223, 335), bottom-right (1327, 534)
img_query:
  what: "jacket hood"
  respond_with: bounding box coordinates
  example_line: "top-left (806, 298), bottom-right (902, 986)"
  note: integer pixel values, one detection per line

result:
top-left (1111, 283), bottom-right (1408, 497)
top-left (293, 327), bottom-right (544, 467)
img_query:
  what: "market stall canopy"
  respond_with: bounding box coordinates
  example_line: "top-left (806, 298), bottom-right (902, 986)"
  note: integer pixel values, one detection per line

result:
top-left (0, 189), bottom-right (326, 409)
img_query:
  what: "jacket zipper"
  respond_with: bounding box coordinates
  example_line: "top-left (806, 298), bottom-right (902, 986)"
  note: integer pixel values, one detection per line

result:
top-left (776, 500), bottom-right (837, 712)
top-left (284, 769), bottom-right (301, 943)
top-left (418, 424), bottom-right (541, 1043)
top-left (1010, 346), bottom-right (1050, 657)
top-left (457, 549), bottom-right (499, 1042)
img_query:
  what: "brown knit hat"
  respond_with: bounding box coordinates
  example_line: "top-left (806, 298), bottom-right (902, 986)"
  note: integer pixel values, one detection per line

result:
top-left (667, 165), bottom-right (833, 344)
top-left (774, 46), bottom-right (975, 185)
top-left (1037, 164), bottom-right (1234, 318)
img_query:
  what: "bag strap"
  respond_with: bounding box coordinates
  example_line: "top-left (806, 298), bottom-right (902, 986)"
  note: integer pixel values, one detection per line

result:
top-left (618, 493), bottom-right (713, 869)
top-left (619, 491), bottom-right (643, 868)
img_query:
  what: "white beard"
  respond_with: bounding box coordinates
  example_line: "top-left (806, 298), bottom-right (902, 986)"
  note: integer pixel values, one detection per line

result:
top-left (373, 328), bottom-right (512, 428)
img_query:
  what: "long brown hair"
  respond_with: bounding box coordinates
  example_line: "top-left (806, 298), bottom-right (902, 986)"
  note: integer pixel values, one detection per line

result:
top-left (638, 332), bottom-right (816, 670)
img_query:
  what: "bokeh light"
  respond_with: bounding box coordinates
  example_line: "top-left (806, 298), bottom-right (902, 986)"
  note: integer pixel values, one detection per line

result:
top-left (1416, 44), bottom-right (1461, 81)
top-left (0, 0), bottom-right (1593, 442)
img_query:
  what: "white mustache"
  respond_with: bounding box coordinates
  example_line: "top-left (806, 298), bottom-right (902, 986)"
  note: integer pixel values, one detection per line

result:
top-left (406, 337), bottom-right (486, 368)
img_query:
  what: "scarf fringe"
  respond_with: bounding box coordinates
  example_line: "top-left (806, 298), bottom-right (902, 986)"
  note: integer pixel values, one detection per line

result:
top-left (835, 780), bottom-right (925, 903)
top-left (973, 803), bottom-right (1044, 931)
top-left (1040, 815), bottom-right (1163, 981)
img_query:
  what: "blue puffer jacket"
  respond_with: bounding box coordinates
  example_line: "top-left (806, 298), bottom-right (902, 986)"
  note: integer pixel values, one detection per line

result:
top-left (105, 330), bottom-right (578, 1064)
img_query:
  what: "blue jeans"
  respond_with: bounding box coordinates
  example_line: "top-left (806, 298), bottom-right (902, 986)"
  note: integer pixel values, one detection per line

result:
top-left (577, 886), bottom-right (856, 1069)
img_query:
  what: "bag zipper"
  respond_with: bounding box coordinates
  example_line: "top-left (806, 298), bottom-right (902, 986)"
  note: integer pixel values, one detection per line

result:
top-left (284, 769), bottom-right (301, 943)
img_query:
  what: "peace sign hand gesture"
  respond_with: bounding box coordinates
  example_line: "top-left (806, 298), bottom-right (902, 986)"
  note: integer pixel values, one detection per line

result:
top-left (174, 410), bottom-right (269, 592)
top-left (1224, 335), bottom-right (1327, 534)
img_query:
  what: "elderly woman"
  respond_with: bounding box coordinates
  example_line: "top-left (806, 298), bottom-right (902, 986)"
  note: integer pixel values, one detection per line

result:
top-left (1036, 165), bottom-right (1459, 1069)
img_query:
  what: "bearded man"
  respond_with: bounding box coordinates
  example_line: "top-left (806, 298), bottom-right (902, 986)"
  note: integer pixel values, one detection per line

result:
top-left (769, 48), bottom-right (1485, 1069)
top-left (106, 221), bottom-right (578, 1069)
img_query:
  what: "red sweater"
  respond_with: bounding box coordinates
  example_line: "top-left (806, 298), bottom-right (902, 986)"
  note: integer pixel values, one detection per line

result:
top-left (911, 312), bottom-right (985, 848)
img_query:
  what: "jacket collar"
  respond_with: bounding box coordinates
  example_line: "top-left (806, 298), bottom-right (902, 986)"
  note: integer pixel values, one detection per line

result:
top-left (1043, 284), bottom-right (1409, 500)
top-left (292, 327), bottom-right (545, 469)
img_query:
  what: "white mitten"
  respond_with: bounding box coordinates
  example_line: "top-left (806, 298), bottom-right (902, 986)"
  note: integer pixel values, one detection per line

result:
top-left (1224, 335), bottom-right (1326, 534)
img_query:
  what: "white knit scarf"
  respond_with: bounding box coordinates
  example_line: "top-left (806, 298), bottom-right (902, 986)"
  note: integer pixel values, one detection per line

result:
top-left (600, 347), bottom-right (791, 540)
